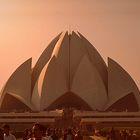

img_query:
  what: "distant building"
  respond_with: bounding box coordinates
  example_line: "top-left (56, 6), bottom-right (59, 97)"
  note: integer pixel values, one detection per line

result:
top-left (0, 31), bottom-right (140, 113)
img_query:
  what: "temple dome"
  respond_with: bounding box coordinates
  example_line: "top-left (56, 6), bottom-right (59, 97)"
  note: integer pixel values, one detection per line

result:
top-left (0, 31), bottom-right (140, 112)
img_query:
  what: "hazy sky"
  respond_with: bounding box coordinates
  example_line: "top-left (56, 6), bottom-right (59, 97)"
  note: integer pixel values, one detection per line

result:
top-left (0, 0), bottom-right (140, 90)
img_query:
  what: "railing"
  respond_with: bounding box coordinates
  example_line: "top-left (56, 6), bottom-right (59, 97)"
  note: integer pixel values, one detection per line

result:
top-left (74, 111), bottom-right (140, 117)
top-left (0, 111), bottom-right (62, 117)
top-left (0, 118), bottom-right (55, 123)
top-left (81, 117), bottom-right (140, 123)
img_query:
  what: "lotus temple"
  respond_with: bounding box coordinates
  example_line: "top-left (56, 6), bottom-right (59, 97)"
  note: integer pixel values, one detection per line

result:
top-left (0, 31), bottom-right (140, 128)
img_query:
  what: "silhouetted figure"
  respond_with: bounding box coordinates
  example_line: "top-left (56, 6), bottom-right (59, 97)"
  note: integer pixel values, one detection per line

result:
top-left (0, 128), bottom-right (4, 140)
top-left (51, 130), bottom-right (58, 140)
top-left (64, 129), bottom-right (74, 140)
top-left (23, 129), bottom-right (33, 140)
top-left (74, 131), bottom-right (83, 140)
top-left (3, 124), bottom-right (16, 140)
top-left (110, 127), bottom-right (115, 140)
top-left (30, 123), bottom-right (47, 140)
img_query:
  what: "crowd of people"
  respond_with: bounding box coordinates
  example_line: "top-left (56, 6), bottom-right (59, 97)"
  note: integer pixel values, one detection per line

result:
top-left (22, 123), bottom-right (83, 140)
top-left (92, 127), bottom-right (140, 140)
top-left (0, 123), bottom-right (83, 140)
top-left (0, 123), bottom-right (140, 140)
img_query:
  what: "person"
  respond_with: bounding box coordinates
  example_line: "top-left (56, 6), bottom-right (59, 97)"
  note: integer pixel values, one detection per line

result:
top-left (3, 124), bottom-right (16, 140)
top-left (30, 123), bottom-right (47, 140)
top-left (51, 129), bottom-right (58, 140)
top-left (110, 127), bottom-right (115, 140)
top-left (74, 130), bottom-right (83, 140)
top-left (64, 129), bottom-right (74, 140)
top-left (0, 128), bottom-right (4, 140)
top-left (23, 129), bottom-right (32, 140)
top-left (46, 128), bottom-right (52, 140)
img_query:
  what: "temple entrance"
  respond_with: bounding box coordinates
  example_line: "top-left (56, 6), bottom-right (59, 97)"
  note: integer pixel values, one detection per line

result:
top-left (55, 108), bottom-right (82, 128)
top-left (55, 108), bottom-right (74, 128)
top-left (45, 92), bottom-right (92, 111)
top-left (45, 91), bottom-right (92, 128)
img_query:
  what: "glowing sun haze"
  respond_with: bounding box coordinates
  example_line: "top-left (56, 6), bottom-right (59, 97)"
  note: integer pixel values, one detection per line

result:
top-left (0, 0), bottom-right (140, 90)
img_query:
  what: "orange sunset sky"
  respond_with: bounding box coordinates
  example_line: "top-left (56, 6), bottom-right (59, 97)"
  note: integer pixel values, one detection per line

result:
top-left (0, 0), bottom-right (140, 90)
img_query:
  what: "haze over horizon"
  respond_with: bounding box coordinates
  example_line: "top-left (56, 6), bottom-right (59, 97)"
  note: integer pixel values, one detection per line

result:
top-left (0, 0), bottom-right (140, 91)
